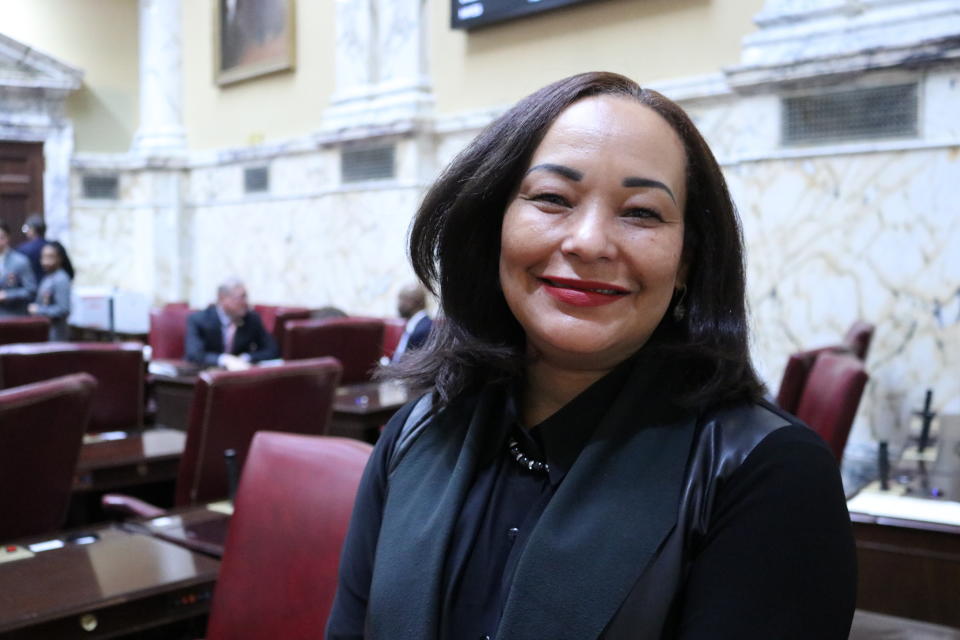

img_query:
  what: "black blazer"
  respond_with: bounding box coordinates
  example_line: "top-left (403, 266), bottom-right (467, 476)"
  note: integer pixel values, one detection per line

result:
top-left (331, 355), bottom-right (856, 639)
top-left (184, 305), bottom-right (278, 367)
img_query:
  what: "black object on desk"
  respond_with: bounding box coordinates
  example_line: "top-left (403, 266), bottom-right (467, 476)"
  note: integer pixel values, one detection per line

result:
top-left (917, 389), bottom-right (936, 453)
top-left (878, 441), bottom-right (890, 491)
top-left (224, 448), bottom-right (239, 501)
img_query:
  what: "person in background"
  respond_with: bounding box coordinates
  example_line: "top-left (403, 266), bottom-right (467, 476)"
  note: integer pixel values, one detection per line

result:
top-left (16, 214), bottom-right (46, 285)
top-left (28, 241), bottom-right (73, 340)
top-left (185, 277), bottom-right (278, 370)
top-left (391, 282), bottom-right (433, 362)
top-left (0, 221), bottom-right (37, 317)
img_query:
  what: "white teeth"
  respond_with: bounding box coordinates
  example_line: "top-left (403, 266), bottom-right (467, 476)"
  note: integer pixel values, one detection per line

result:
top-left (545, 279), bottom-right (623, 295)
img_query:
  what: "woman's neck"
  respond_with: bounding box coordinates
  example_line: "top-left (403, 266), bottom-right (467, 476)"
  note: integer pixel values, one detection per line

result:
top-left (520, 359), bottom-right (612, 427)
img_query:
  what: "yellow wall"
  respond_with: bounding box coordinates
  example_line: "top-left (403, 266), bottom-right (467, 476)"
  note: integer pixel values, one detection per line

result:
top-left (0, 0), bottom-right (139, 152)
top-left (431, 0), bottom-right (766, 115)
top-left (182, 0), bottom-right (337, 149)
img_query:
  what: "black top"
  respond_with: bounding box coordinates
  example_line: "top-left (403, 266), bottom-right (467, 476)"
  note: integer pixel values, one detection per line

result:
top-left (327, 366), bottom-right (854, 639)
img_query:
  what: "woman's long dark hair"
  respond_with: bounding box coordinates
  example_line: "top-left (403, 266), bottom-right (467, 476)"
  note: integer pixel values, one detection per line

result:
top-left (388, 71), bottom-right (764, 409)
top-left (46, 241), bottom-right (75, 280)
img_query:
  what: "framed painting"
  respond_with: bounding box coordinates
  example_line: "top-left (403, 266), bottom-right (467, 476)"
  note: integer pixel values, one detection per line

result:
top-left (216, 0), bottom-right (295, 86)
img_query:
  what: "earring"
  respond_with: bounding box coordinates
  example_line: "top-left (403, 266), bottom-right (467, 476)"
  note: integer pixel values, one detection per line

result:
top-left (672, 286), bottom-right (687, 321)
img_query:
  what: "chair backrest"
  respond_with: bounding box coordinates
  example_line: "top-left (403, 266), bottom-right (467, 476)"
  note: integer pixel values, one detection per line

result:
top-left (175, 357), bottom-right (342, 506)
top-left (795, 351), bottom-right (868, 462)
top-left (205, 431), bottom-right (372, 640)
top-left (0, 342), bottom-right (144, 433)
top-left (148, 306), bottom-right (193, 359)
top-left (254, 305), bottom-right (312, 353)
top-left (776, 347), bottom-right (825, 414)
top-left (0, 373), bottom-right (96, 540)
top-left (843, 320), bottom-right (875, 361)
top-left (381, 317), bottom-right (407, 360)
top-left (0, 316), bottom-right (50, 345)
top-left (282, 317), bottom-right (385, 384)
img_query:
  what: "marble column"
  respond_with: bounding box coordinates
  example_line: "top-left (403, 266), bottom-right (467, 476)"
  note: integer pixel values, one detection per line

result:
top-left (131, 0), bottom-right (187, 153)
top-left (324, 0), bottom-right (434, 130)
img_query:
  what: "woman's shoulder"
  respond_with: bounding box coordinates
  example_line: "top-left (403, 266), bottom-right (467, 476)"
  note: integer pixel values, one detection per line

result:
top-left (697, 398), bottom-right (835, 472)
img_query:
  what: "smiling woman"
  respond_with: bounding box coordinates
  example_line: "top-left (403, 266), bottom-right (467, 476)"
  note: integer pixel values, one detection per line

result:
top-left (327, 72), bottom-right (857, 640)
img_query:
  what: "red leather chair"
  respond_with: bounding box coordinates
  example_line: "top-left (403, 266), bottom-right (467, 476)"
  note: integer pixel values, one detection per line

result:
top-left (148, 306), bottom-right (193, 359)
top-left (843, 320), bottom-right (875, 361)
top-left (104, 357), bottom-right (342, 517)
top-left (0, 316), bottom-right (50, 345)
top-left (0, 342), bottom-right (144, 433)
top-left (283, 317), bottom-right (385, 384)
top-left (776, 320), bottom-right (875, 414)
top-left (204, 431), bottom-right (372, 640)
top-left (794, 351), bottom-right (868, 462)
top-left (381, 317), bottom-right (407, 360)
top-left (0, 373), bottom-right (96, 540)
top-left (254, 304), bottom-right (311, 354)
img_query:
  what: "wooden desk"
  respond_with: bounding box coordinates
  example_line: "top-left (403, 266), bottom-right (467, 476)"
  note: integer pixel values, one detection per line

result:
top-left (74, 429), bottom-right (186, 493)
top-left (331, 381), bottom-right (414, 443)
top-left (151, 363), bottom-right (414, 443)
top-left (849, 483), bottom-right (960, 628)
top-left (130, 505), bottom-right (232, 559)
top-left (0, 526), bottom-right (218, 638)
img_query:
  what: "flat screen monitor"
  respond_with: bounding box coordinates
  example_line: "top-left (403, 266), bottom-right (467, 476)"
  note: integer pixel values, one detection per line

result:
top-left (451, 0), bottom-right (603, 30)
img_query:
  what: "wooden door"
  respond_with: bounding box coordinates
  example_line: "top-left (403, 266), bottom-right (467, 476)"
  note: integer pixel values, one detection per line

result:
top-left (0, 141), bottom-right (45, 245)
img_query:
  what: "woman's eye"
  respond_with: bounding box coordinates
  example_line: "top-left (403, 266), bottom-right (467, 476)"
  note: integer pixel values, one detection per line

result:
top-left (623, 207), bottom-right (664, 222)
top-left (525, 192), bottom-right (570, 207)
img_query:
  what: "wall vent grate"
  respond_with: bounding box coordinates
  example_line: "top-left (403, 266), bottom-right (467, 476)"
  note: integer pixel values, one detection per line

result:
top-left (82, 175), bottom-right (119, 200)
top-left (341, 145), bottom-right (395, 183)
top-left (244, 166), bottom-right (269, 193)
top-left (782, 83), bottom-right (918, 145)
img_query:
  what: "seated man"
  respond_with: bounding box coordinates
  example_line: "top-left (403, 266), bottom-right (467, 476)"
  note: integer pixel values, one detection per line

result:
top-left (391, 283), bottom-right (432, 363)
top-left (185, 278), bottom-right (278, 369)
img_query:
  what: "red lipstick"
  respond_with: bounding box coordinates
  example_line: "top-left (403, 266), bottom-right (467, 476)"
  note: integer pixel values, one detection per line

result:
top-left (539, 276), bottom-right (629, 308)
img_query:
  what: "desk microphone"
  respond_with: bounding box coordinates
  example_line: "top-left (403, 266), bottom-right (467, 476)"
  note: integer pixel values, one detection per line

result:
top-left (224, 448), bottom-right (239, 501)
top-left (878, 441), bottom-right (889, 491)
top-left (917, 389), bottom-right (936, 453)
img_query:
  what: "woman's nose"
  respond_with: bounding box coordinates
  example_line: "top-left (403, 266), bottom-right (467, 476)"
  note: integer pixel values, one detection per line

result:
top-left (560, 206), bottom-right (616, 262)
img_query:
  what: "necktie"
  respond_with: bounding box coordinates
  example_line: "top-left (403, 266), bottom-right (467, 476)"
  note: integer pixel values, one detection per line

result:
top-left (224, 322), bottom-right (237, 354)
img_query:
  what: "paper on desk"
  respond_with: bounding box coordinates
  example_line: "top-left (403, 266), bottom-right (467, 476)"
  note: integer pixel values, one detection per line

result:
top-left (847, 490), bottom-right (960, 526)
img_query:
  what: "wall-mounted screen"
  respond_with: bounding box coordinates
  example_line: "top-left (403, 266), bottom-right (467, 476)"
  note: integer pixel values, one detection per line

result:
top-left (451, 0), bottom-right (602, 30)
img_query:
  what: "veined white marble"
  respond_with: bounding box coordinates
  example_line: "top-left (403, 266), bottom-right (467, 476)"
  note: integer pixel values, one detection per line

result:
top-left (131, 0), bottom-right (187, 153)
top-left (324, 0), bottom-right (433, 130)
top-left (730, 0), bottom-right (960, 88)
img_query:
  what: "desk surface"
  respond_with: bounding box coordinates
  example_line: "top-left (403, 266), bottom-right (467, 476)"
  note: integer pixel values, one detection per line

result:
top-left (132, 506), bottom-right (232, 558)
top-left (74, 429), bottom-right (185, 494)
top-left (0, 526), bottom-right (218, 637)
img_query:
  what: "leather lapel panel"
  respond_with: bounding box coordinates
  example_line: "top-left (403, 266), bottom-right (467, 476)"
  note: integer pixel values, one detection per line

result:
top-left (496, 365), bottom-right (697, 640)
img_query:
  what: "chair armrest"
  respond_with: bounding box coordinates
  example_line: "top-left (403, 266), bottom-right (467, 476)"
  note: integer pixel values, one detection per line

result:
top-left (101, 493), bottom-right (167, 519)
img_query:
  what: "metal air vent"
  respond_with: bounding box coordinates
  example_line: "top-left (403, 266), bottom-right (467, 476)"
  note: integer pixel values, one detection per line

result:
top-left (782, 83), bottom-right (918, 145)
top-left (341, 145), bottom-right (395, 183)
top-left (82, 175), bottom-right (119, 200)
top-left (244, 166), bottom-right (269, 193)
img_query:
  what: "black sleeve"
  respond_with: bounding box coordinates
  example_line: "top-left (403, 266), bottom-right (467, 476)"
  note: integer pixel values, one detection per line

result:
top-left (184, 313), bottom-right (219, 367)
top-left (325, 400), bottom-right (418, 640)
top-left (247, 314), bottom-right (279, 362)
top-left (677, 426), bottom-right (857, 640)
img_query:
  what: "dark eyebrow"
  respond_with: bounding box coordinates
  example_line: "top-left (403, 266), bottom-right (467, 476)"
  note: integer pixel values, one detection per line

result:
top-left (525, 163), bottom-right (583, 182)
top-left (623, 177), bottom-right (676, 204)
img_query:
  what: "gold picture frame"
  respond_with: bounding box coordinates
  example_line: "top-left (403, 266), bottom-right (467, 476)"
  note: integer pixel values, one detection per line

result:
top-left (215, 0), bottom-right (296, 86)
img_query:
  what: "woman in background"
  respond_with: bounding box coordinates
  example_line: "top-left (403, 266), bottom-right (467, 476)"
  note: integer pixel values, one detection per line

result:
top-left (28, 241), bottom-right (73, 341)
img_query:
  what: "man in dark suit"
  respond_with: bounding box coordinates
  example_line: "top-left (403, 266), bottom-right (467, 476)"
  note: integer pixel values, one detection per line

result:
top-left (185, 278), bottom-right (278, 369)
top-left (391, 283), bottom-right (432, 362)
top-left (16, 214), bottom-right (46, 285)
